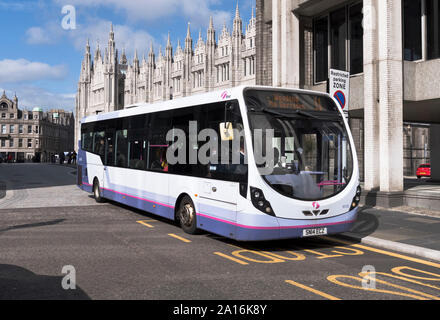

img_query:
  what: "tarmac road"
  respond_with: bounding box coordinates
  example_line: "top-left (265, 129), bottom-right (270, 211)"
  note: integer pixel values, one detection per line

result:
top-left (1, 163), bottom-right (440, 301)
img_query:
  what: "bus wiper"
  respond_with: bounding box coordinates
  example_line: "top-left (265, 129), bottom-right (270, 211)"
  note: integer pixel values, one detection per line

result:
top-left (294, 110), bottom-right (322, 121)
top-left (260, 108), bottom-right (304, 119)
top-left (260, 108), bottom-right (342, 122)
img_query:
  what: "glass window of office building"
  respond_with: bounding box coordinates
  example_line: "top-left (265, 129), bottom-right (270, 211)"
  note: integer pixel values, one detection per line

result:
top-left (313, 2), bottom-right (363, 83)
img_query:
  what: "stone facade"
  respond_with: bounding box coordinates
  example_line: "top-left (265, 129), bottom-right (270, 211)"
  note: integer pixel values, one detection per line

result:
top-left (0, 92), bottom-right (74, 162)
top-left (257, 0), bottom-right (440, 190)
top-left (76, 5), bottom-right (257, 149)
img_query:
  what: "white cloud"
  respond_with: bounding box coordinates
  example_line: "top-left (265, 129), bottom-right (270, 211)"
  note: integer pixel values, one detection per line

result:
top-left (26, 27), bottom-right (54, 45)
top-left (0, 86), bottom-right (75, 111)
top-left (0, 59), bottom-right (68, 84)
top-left (54, 0), bottom-right (232, 29)
top-left (66, 18), bottom-right (158, 59)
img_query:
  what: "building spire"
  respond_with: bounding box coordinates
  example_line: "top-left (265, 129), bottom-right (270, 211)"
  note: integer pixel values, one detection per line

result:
top-left (186, 22), bottom-right (191, 40)
top-left (167, 32), bottom-right (172, 48)
top-left (120, 48), bottom-right (127, 64)
top-left (109, 22), bottom-right (114, 40)
top-left (185, 22), bottom-right (193, 54)
top-left (235, 1), bottom-right (240, 19)
top-left (233, 1), bottom-right (243, 37)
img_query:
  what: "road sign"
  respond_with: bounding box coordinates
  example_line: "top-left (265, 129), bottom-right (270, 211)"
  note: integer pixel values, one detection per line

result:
top-left (329, 69), bottom-right (350, 111)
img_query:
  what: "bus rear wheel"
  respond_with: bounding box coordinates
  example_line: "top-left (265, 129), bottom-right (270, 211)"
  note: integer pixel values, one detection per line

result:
top-left (93, 179), bottom-right (105, 203)
top-left (178, 196), bottom-right (199, 235)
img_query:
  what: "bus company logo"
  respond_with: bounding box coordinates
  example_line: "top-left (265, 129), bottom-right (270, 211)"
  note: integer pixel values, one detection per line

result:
top-left (221, 91), bottom-right (231, 100)
top-left (312, 202), bottom-right (320, 210)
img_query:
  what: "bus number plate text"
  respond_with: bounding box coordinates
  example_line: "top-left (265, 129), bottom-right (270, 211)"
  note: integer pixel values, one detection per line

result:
top-left (303, 228), bottom-right (327, 237)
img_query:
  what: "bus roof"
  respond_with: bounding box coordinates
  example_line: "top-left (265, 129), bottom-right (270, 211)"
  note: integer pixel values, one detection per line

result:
top-left (81, 85), bottom-right (333, 124)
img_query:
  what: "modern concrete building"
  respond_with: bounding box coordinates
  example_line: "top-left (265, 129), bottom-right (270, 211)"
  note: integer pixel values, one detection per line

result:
top-left (256, 0), bottom-right (440, 205)
top-left (0, 91), bottom-right (74, 163)
top-left (75, 5), bottom-right (257, 149)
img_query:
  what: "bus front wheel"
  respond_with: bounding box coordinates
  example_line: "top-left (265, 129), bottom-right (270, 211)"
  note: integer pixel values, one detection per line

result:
top-left (178, 196), bottom-right (199, 235)
top-left (93, 179), bottom-right (105, 203)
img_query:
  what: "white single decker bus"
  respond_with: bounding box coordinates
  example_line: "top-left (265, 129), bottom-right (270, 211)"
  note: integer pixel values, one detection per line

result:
top-left (78, 86), bottom-right (361, 241)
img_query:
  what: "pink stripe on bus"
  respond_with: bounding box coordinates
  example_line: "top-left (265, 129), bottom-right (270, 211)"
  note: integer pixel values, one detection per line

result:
top-left (102, 187), bottom-right (175, 209)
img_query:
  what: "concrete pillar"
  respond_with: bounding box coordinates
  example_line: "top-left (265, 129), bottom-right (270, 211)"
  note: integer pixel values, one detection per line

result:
top-left (272, 0), bottom-right (300, 88)
top-left (363, 0), bottom-right (404, 193)
top-left (363, 0), bottom-right (381, 191)
top-left (377, 0), bottom-right (404, 192)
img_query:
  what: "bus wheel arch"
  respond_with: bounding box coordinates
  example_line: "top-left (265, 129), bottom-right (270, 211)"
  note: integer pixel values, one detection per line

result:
top-left (175, 194), bottom-right (199, 235)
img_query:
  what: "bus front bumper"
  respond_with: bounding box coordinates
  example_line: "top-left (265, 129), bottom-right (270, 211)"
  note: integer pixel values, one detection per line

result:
top-left (234, 207), bottom-right (359, 242)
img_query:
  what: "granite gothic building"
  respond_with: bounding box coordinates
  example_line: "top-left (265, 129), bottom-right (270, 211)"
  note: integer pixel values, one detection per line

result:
top-left (76, 6), bottom-right (257, 148)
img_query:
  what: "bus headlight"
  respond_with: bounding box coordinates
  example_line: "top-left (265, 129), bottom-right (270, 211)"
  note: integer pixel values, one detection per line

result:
top-left (350, 186), bottom-right (362, 211)
top-left (250, 187), bottom-right (275, 217)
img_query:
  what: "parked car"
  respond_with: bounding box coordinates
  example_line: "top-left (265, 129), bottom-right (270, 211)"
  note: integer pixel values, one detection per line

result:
top-left (416, 164), bottom-right (431, 179)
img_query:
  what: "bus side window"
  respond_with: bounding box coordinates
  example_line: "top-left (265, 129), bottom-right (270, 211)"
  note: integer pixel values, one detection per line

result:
top-left (82, 132), bottom-right (93, 152)
top-left (147, 112), bottom-right (172, 172)
top-left (105, 131), bottom-right (115, 166)
top-left (93, 131), bottom-right (106, 156)
top-left (115, 130), bottom-right (128, 168)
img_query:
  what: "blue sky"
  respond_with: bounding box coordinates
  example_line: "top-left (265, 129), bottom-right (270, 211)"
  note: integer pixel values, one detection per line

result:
top-left (0, 0), bottom-right (255, 111)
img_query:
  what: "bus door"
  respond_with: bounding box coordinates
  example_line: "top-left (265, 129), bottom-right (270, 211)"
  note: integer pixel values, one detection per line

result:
top-left (198, 176), bottom-right (238, 224)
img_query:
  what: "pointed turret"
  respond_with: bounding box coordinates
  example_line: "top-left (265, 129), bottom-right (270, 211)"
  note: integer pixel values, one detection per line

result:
top-left (95, 41), bottom-right (102, 61)
top-left (109, 22), bottom-right (114, 41)
top-left (207, 16), bottom-right (216, 46)
top-left (108, 23), bottom-right (116, 64)
top-left (166, 32), bottom-right (173, 58)
top-left (81, 39), bottom-right (92, 82)
top-left (184, 22), bottom-right (193, 54)
top-left (148, 42), bottom-right (155, 64)
top-left (120, 48), bottom-right (127, 65)
top-left (133, 49), bottom-right (140, 71)
top-left (86, 38), bottom-right (90, 54)
top-left (197, 29), bottom-right (204, 47)
top-left (233, 1), bottom-right (243, 38)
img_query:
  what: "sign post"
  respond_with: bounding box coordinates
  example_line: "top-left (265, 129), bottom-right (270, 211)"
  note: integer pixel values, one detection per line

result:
top-left (329, 69), bottom-right (350, 121)
top-left (329, 69), bottom-right (350, 182)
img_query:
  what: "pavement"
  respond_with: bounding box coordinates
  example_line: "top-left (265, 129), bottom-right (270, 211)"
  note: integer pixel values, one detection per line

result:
top-left (343, 206), bottom-right (440, 262)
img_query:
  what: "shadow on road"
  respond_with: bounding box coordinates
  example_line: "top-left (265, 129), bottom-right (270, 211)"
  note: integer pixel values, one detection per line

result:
top-left (0, 219), bottom-right (66, 233)
top-left (0, 264), bottom-right (90, 300)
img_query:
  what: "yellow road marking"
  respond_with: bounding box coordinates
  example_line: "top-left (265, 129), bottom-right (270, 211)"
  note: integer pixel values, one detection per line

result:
top-left (214, 252), bottom-right (249, 265)
top-left (137, 221), bottom-right (154, 228)
top-left (365, 271), bottom-right (440, 292)
top-left (168, 233), bottom-right (192, 243)
top-left (322, 236), bottom-right (440, 269)
top-left (327, 275), bottom-right (439, 300)
top-left (285, 280), bottom-right (341, 300)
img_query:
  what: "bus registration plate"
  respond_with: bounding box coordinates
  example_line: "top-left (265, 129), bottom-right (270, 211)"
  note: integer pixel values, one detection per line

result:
top-left (303, 228), bottom-right (327, 237)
